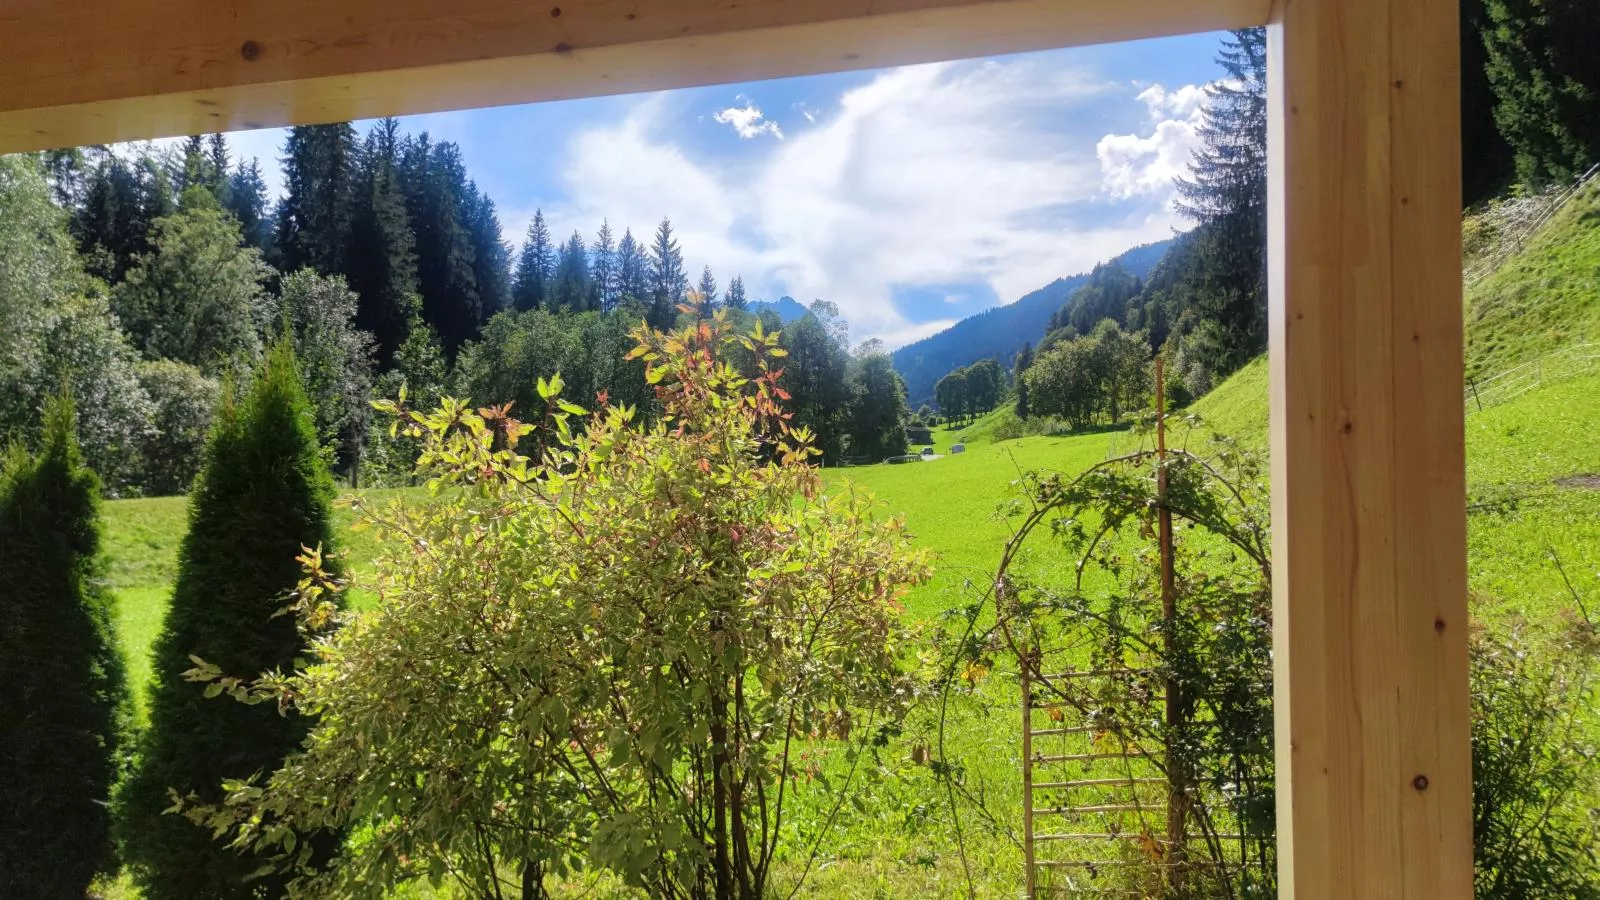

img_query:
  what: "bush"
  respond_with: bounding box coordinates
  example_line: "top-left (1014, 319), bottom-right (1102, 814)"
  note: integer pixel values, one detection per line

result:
top-left (117, 342), bottom-right (343, 899)
top-left (0, 396), bottom-right (133, 897)
top-left (185, 315), bottom-right (930, 899)
top-left (135, 359), bottom-right (218, 495)
top-left (1471, 603), bottom-right (1600, 899)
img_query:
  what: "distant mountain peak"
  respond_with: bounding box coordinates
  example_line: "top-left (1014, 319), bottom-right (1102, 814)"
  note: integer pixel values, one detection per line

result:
top-left (749, 295), bottom-right (809, 323)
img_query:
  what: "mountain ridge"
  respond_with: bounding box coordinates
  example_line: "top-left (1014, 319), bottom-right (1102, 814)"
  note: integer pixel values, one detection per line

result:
top-left (891, 238), bottom-right (1174, 406)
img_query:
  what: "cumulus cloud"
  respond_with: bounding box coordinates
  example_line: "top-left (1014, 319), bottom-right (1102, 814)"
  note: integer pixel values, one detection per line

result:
top-left (552, 58), bottom-right (1190, 347)
top-left (1097, 81), bottom-right (1208, 201)
top-left (713, 98), bottom-right (784, 139)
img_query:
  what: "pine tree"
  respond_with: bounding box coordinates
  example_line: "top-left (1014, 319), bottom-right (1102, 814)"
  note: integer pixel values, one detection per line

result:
top-left (695, 265), bottom-right (719, 318)
top-left (276, 123), bottom-right (358, 277)
top-left (591, 220), bottom-right (618, 310)
top-left (513, 209), bottom-right (555, 311)
top-left (0, 397), bottom-right (132, 898)
top-left (225, 158), bottom-right (272, 254)
top-left (118, 342), bottom-right (344, 899)
top-left (647, 217), bottom-right (687, 329)
top-left (1014, 342), bottom-right (1034, 418)
top-left (346, 118), bottom-right (419, 367)
top-left (465, 183), bottom-right (511, 316)
top-left (207, 135), bottom-right (233, 209)
top-left (616, 227), bottom-right (649, 305)
top-left (1172, 28), bottom-right (1268, 378)
top-left (72, 151), bottom-right (175, 283)
top-left (724, 275), bottom-right (749, 311)
top-left (1480, 0), bottom-right (1600, 183)
top-left (400, 136), bottom-right (481, 356)
top-left (845, 352), bottom-right (909, 461)
top-left (552, 231), bottom-right (592, 311)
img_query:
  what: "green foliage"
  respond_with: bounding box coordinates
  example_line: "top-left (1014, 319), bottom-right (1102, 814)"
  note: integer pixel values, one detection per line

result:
top-left (118, 341), bottom-right (343, 899)
top-left (991, 422), bottom-right (1275, 896)
top-left (1470, 606), bottom-right (1600, 898)
top-left (346, 118), bottom-right (419, 365)
top-left (401, 136), bottom-right (486, 356)
top-left (0, 396), bottom-right (133, 897)
top-left (275, 123), bottom-right (359, 278)
top-left (0, 155), bottom-right (153, 493)
top-left (71, 150), bottom-right (175, 284)
top-left (1045, 261), bottom-right (1140, 337)
top-left (1025, 322), bottom-right (1150, 431)
top-left (647, 217), bottom-right (688, 329)
top-left (114, 187), bottom-right (273, 375)
top-left (183, 315), bottom-right (930, 900)
top-left (134, 359), bottom-right (219, 496)
top-left (278, 269), bottom-right (377, 477)
top-left (777, 305), bottom-right (852, 463)
top-left (936, 359), bottom-right (1003, 425)
top-left (846, 351), bottom-right (911, 461)
top-left (513, 209), bottom-right (555, 312)
top-left (1479, 0), bottom-right (1600, 184)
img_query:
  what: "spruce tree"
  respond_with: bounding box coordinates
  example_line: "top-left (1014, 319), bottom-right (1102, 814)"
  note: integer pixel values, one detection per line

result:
top-left (513, 209), bottom-right (554, 311)
top-left (1172, 28), bottom-right (1268, 378)
top-left (724, 274), bottom-right (749, 311)
top-left (695, 265), bottom-right (719, 318)
top-left (346, 118), bottom-right (419, 366)
top-left (465, 183), bottom-right (511, 317)
top-left (118, 342), bottom-right (344, 899)
top-left (552, 231), bottom-right (592, 311)
top-left (400, 136), bottom-right (481, 355)
top-left (647, 216), bottom-right (687, 329)
top-left (616, 227), bottom-right (649, 305)
top-left (1480, 0), bottom-right (1600, 183)
top-left (226, 158), bottom-right (272, 254)
top-left (276, 123), bottom-right (359, 278)
top-left (591, 220), bottom-right (618, 310)
top-left (0, 396), bottom-right (132, 898)
top-left (1014, 342), bottom-right (1034, 419)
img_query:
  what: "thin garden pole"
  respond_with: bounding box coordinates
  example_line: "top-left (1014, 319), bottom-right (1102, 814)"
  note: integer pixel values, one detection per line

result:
top-left (1022, 649), bottom-right (1038, 899)
top-left (1155, 357), bottom-right (1187, 892)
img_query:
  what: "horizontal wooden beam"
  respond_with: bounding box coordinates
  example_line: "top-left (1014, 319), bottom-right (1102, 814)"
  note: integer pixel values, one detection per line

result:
top-left (0, 0), bottom-right (1269, 153)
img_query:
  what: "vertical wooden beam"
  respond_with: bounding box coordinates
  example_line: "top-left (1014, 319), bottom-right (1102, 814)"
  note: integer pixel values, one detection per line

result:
top-left (1268, 0), bottom-right (1471, 896)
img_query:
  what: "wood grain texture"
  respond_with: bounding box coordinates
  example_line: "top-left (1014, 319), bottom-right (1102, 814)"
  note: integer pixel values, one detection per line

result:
top-left (0, 0), bottom-right (1269, 152)
top-left (1268, 0), bottom-right (1471, 895)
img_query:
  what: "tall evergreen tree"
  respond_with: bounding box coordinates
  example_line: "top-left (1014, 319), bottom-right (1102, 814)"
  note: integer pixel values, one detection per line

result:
top-left (0, 397), bottom-right (131, 898)
top-left (465, 183), bottom-right (511, 316)
top-left (1014, 342), bottom-right (1035, 418)
top-left (276, 123), bottom-right (358, 277)
top-left (724, 275), bottom-right (749, 311)
top-left (647, 217), bottom-right (687, 329)
top-left (400, 135), bottom-right (481, 355)
top-left (695, 265), bottom-right (719, 318)
top-left (346, 118), bottom-right (419, 367)
top-left (1172, 28), bottom-right (1268, 378)
top-left (591, 220), bottom-right (618, 310)
top-left (1479, 0), bottom-right (1600, 183)
top-left (778, 310), bottom-right (851, 463)
top-left (207, 134), bottom-right (233, 209)
top-left (118, 342), bottom-right (344, 899)
top-left (72, 151), bottom-right (175, 283)
top-left (552, 231), bottom-right (593, 311)
top-left (616, 227), bottom-right (650, 305)
top-left (512, 209), bottom-right (555, 311)
top-left (225, 158), bottom-right (272, 254)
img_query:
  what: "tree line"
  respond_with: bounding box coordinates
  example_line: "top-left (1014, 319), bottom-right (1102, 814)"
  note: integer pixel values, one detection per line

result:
top-left (5, 118), bottom-right (917, 502)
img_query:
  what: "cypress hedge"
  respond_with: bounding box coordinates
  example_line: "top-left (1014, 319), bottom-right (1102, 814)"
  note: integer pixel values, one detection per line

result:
top-left (0, 396), bottom-right (133, 897)
top-left (118, 342), bottom-right (343, 899)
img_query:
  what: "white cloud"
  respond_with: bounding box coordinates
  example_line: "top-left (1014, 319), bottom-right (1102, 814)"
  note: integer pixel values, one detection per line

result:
top-left (1097, 81), bottom-right (1208, 201)
top-left (713, 98), bottom-right (784, 140)
top-left (554, 57), bottom-right (1188, 348)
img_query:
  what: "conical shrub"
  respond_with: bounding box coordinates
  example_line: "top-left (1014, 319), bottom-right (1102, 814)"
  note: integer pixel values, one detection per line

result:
top-left (118, 342), bottom-right (343, 899)
top-left (0, 396), bottom-right (132, 897)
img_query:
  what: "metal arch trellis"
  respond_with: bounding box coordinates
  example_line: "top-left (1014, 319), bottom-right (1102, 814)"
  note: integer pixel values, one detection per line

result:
top-left (1003, 360), bottom-right (1276, 900)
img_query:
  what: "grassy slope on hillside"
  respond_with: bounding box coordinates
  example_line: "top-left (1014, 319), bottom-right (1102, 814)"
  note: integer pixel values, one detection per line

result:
top-left (1187, 356), bottom-right (1268, 448)
top-left (1465, 179), bottom-right (1600, 380)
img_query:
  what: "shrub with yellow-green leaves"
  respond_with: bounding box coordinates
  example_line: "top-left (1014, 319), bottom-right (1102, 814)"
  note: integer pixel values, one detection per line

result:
top-left (186, 314), bottom-right (931, 900)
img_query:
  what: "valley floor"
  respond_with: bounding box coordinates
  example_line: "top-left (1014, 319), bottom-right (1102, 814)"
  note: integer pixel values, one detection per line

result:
top-left (99, 370), bottom-right (1600, 898)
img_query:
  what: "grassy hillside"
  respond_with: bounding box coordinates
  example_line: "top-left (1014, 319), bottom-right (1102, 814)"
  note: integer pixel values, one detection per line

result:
top-left (1187, 355), bottom-right (1269, 448)
top-left (1465, 178), bottom-right (1600, 380)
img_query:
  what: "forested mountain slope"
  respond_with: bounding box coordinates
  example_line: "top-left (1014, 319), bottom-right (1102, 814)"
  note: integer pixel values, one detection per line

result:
top-left (891, 239), bottom-right (1170, 405)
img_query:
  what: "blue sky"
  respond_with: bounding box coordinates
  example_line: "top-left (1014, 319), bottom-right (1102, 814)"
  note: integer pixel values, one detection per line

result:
top-left (217, 31), bottom-right (1227, 348)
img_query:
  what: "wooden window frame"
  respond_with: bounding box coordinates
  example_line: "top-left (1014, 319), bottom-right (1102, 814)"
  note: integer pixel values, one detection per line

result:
top-left (0, 0), bottom-right (1469, 895)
